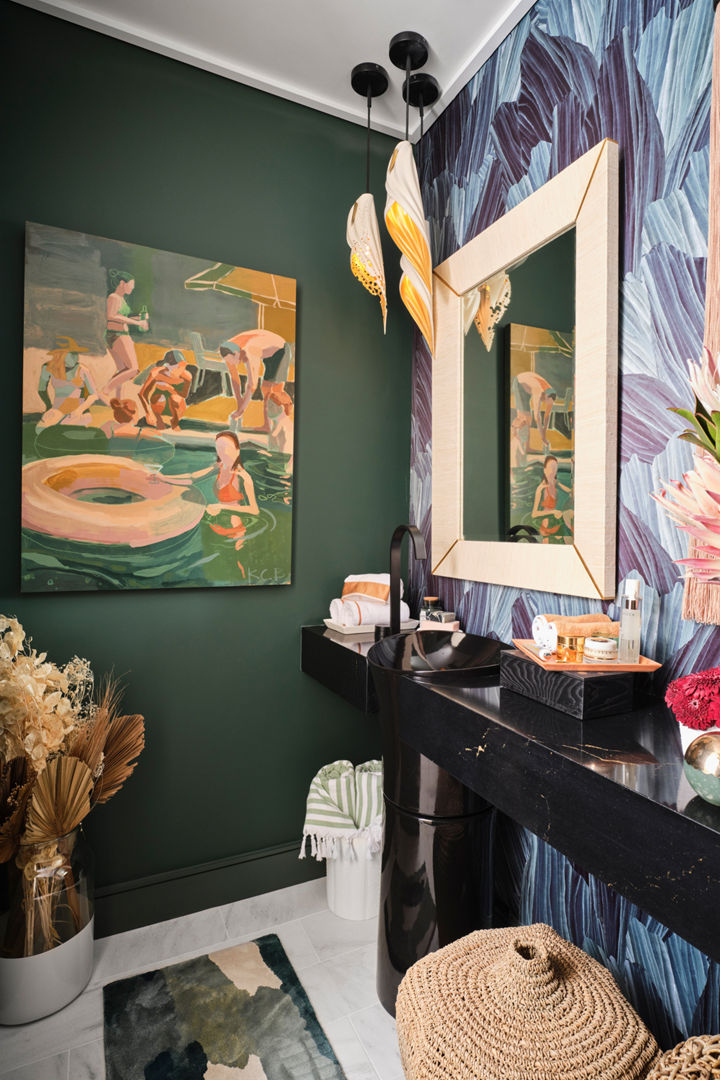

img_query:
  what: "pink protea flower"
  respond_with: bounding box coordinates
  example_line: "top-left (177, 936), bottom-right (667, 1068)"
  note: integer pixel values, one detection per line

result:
top-left (654, 347), bottom-right (720, 581)
top-left (688, 348), bottom-right (720, 417)
top-left (652, 452), bottom-right (720, 581)
top-left (665, 667), bottom-right (720, 730)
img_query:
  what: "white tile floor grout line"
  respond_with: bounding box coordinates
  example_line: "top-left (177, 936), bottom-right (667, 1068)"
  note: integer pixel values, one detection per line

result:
top-left (344, 1004), bottom-right (390, 1022)
top-left (299, 936), bottom-right (378, 965)
top-left (347, 1012), bottom-right (400, 1080)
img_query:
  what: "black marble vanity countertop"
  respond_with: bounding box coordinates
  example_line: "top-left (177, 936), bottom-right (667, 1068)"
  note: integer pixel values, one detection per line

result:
top-left (392, 674), bottom-right (720, 963)
top-left (301, 624), bottom-right (380, 712)
top-left (300, 625), bottom-right (720, 962)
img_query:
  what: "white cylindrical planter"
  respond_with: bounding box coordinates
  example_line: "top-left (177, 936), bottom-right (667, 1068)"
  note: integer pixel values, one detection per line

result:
top-left (0, 827), bottom-right (94, 1025)
top-left (0, 917), bottom-right (94, 1025)
top-left (326, 834), bottom-right (380, 921)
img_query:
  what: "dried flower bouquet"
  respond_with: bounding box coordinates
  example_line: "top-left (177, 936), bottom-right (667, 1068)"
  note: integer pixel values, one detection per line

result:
top-left (0, 616), bottom-right (144, 957)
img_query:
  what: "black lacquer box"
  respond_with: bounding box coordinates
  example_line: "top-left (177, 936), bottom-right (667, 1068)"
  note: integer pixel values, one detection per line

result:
top-left (500, 649), bottom-right (652, 720)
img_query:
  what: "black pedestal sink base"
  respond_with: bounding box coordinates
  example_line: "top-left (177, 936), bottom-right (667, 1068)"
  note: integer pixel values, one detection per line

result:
top-left (369, 631), bottom-right (504, 1015)
top-left (377, 797), bottom-right (496, 1016)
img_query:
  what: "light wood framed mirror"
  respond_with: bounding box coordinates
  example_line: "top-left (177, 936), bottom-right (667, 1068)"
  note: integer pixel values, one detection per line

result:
top-left (431, 139), bottom-right (619, 599)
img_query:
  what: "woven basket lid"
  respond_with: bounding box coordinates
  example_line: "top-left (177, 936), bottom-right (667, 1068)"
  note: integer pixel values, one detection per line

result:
top-left (646, 1035), bottom-right (720, 1079)
top-left (396, 923), bottom-right (660, 1080)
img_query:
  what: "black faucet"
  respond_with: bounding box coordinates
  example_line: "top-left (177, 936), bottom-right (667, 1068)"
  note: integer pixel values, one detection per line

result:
top-left (389, 524), bottom-right (427, 636)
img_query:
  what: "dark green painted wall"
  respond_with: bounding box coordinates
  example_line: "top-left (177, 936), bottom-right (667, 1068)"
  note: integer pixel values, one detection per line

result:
top-left (0, 2), bottom-right (411, 931)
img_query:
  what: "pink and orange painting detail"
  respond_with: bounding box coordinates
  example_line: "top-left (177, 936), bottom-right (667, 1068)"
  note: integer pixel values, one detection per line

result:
top-left (21, 223), bottom-right (296, 591)
top-left (507, 324), bottom-right (575, 545)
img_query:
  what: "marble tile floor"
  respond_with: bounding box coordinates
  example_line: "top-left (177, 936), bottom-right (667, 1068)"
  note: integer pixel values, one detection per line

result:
top-left (0, 878), bottom-right (403, 1080)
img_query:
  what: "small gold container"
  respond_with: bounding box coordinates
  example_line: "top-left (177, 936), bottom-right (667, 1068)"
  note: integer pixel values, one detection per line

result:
top-left (556, 634), bottom-right (585, 663)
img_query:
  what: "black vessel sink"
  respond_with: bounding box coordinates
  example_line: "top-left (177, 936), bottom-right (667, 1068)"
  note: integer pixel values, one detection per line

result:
top-left (368, 629), bottom-right (504, 683)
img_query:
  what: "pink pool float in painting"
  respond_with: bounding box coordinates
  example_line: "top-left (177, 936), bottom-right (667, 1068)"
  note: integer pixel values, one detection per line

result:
top-left (22, 455), bottom-right (205, 547)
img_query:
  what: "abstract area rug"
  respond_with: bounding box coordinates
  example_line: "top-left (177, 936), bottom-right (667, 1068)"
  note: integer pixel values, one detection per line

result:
top-left (103, 933), bottom-right (346, 1080)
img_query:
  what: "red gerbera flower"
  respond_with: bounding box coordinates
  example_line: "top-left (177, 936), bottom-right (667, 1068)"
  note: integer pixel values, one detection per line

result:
top-left (665, 667), bottom-right (720, 730)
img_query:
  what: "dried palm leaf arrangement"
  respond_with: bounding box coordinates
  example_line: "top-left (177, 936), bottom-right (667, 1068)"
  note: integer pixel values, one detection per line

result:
top-left (0, 616), bottom-right (145, 957)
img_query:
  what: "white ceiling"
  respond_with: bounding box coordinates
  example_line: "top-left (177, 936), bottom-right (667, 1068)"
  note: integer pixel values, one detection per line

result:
top-left (17, 0), bottom-right (534, 141)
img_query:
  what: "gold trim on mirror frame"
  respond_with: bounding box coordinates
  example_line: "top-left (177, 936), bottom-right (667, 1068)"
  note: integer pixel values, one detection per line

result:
top-left (431, 139), bottom-right (619, 599)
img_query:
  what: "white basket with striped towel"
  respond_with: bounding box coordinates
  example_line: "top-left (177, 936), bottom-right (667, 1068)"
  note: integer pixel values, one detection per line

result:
top-left (299, 759), bottom-right (383, 920)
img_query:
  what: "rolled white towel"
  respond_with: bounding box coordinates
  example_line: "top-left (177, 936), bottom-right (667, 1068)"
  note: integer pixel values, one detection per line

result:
top-left (341, 573), bottom-right (403, 603)
top-left (329, 597), bottom-right (411, 627)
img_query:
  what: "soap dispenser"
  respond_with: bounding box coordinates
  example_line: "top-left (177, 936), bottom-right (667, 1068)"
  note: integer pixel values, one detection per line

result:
top-left (617, 579), bottom-right (642, 663)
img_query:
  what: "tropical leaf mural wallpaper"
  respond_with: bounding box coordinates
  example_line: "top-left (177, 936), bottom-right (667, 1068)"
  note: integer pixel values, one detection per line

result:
top-left (409, 0), bottom-right (719, 1042)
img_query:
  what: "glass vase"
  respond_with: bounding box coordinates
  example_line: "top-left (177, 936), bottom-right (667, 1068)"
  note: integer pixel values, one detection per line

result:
top-left (0, 827), bottom-right (95, 1024)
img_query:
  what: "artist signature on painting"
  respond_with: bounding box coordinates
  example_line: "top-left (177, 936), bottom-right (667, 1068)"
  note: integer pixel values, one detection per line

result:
top-left (247, 567), bottom-right (289, 586)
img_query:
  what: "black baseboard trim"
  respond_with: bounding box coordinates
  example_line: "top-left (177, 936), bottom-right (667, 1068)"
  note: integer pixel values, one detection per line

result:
top-left (94, 841), bottom-right (324, 938)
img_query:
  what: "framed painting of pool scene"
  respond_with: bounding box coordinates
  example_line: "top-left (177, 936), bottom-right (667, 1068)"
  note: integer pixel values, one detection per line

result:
top-left (21, 222), bottom-right (296, 592)
top-left (508, 323), bottom-right (574, 545)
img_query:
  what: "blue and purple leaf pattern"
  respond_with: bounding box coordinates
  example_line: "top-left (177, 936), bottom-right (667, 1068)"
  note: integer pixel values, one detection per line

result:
top-left (411, 0), bottom-right (720, 1039)
top-left (413, 0), bottom-right (718, 676)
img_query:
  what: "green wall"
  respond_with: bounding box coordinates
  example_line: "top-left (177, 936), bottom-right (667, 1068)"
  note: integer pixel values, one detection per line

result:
top-left (0, 2), bottom-right (411, 932)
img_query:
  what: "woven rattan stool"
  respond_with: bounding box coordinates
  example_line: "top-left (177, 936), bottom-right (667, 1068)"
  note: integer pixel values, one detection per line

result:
top-left (396, 923), bottom-right (661, 1080)
top-left (647, 1035), bottom-right (720, 1079)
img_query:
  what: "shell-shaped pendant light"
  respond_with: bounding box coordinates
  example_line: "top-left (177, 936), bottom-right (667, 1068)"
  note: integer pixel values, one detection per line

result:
top-left (347, 192), bottom-right (387, 332)
top-left (385, 140), bottom-right (434, 352)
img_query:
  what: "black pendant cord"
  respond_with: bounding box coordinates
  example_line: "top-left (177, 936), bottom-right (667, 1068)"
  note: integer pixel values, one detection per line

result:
top-left (417, 104), bottom-right (424, 173)
top-left (405, 57), bottom-right (411, 141)
top-left (366, 88), bottom-right (372, 192)
top-left (403, 72), bottom-right (440, 151)
top-left (351, 62), bottom-right (389, 192)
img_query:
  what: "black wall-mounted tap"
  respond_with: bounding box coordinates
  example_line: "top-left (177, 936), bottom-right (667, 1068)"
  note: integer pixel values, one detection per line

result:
top-left (389, 524), bottom-right (427, 636)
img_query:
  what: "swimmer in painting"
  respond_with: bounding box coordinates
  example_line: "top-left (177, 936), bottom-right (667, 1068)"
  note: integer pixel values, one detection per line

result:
top-left (36, 336), bottom-right (104, 428)
top-left (512, 371), bottom-right (557, 453)
top-left (218, 329), bottom-right (291, 428)
top-left (159, 430), bottom-right (260, 516)
top-left (256, 386), bottom-right (294, 476)
top-left (138, 349), bottom-right (192, 429)
top-left (101, 397), bottom-right (138, 437)
top-left (101, 398), bottom-right (147, 438)
top-left (509, 414), bottom-right (529, 469)
top-left (206, 431), bottom-right (259, 517)
top-left (531, 455), bottom-right (573, 542)
top-left (104, 270), bottom-right (149, 397)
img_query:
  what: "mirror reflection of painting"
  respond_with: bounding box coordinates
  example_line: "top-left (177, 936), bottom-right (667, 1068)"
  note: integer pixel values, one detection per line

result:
top-left (21, 222), bottom-right (296, 592)
top-left (462, 228), bottom-right (575, 545)
top-left (508, 325), bottom-right (574, 545)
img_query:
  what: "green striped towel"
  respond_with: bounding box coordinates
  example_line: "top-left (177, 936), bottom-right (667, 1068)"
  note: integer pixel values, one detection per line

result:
top-left (299, 759), bottom-right (383, 861)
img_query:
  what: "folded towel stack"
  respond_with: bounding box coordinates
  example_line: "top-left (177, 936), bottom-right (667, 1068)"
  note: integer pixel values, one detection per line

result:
top-left (329, 573), bottom-right (408, 627)
top-left (532, 612), bottom-right (620, 651)
top-left (330, 597), bottom-right (411, 627)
